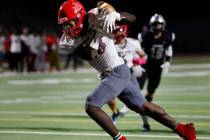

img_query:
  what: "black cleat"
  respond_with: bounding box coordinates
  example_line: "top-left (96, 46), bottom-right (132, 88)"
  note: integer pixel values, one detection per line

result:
top-left (142, 124), bottom-right (151, 132)
top-left (111, 111), bottom-right (124, 125)
top-left (112, 112), bottom-right (120, 125)
top-left (145, 95), bottom-right (153, 102)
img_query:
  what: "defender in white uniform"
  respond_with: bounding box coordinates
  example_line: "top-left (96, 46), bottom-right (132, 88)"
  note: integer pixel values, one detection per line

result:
top-left (57, 1), bottom-right (197, 140)
top-left (115, 37), bottom-right (141, 67)
top-left (109, 25), bottom-right (147, 125)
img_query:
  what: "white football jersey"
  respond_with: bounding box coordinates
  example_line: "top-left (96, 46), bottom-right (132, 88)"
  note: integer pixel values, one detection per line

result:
top-left (59, 8), bottom-right (124, 73)
top-left (115, 38), bottom-right (142, 68)
top-left (10, 35), bottom-right (21, 53)
top-left (88, 36), bottom-right (124, 72)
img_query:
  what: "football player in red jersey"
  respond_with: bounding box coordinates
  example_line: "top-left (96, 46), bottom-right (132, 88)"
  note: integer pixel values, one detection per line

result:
top-left (57, 1), bottom-right (197, 139)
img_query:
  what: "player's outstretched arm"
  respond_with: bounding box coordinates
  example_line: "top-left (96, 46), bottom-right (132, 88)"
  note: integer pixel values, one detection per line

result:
top-left (118, 12), bottom-right (136, 24)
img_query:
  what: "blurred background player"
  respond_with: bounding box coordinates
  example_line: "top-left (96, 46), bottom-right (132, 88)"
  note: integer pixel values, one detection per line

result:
top-left (137, 13), bottom-right (175, 131)
top-left (0, 28), bottom-right (6, 72)
top-left (64, 52), bottom-right (84, 71)
top-left (109, 24), bottom-right (146, 125)
top-left (20, 27), bottom-right (31, 72)
top-left (10, 29), bottom-right (22, 72)
top-left (44, 31), bottom-right (60, 72)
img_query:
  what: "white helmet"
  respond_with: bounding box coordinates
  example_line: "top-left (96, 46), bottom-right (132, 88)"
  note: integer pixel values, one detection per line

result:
top-left (149, 13), bottom-right (166, 25)
top-left (149, 13), bottom-right (166, 32)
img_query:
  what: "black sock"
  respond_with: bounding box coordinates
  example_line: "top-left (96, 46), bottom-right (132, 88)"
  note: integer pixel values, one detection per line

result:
top-left (113, 132), bottom-right (122, 140)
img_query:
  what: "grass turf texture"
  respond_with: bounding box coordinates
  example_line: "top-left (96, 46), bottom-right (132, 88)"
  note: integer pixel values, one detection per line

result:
top-left (0, 55), bottom-right (210, 140)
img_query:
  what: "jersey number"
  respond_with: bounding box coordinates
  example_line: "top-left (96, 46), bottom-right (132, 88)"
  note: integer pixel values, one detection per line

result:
top-left (98, 39), bottom-right (106, 54)
top-left (151, 45), bottom-right (164, 59)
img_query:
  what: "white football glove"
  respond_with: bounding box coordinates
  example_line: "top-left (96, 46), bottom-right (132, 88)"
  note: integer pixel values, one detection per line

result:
top-left (161, 61), bottom-right (170, 74)
top-left (132, 65), bottom-right (145, 77)
top-left (103, 11), bottom-right (121, 33)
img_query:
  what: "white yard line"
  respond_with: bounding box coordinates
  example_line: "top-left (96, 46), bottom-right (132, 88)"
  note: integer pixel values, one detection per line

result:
top-left (171, 63), bottom-right (210, 69)
top-left (7, 78), bottom-right (96, 85)
top-left (0, 111), bottom-right (209, 119)
top-left (0, 99), bottom-right (85, 104)
top-left (4, 71), bottom-right (210, 84)
top-left (1, 63), bottom-right (210, 78)
top-left (0, 130), bottom-right (209, 139)
top-left (0, 97), bottom-right (210, 105)
top-left (0, 68), bottom-right (97, 78)
top-left (155, 101), bottom-right (210, 105)
top-left (164, 71), bottom-right (210, 77)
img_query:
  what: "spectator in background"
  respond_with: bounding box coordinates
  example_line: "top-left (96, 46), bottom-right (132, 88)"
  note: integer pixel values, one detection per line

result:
top-left (20, 27), bottom-right (30, 72)
top-left (35, 31), bottom-right (47, 72)
top-left (10, 29), bottom-right (22, 72)
top-left (44, 32), bottom-right (60, 71)
top-left (0, 28), bottom-right (6, 72)
top-left (64, 52), bottom-right (79, 70)
top-left (142, 25), bottom-right (149, 34)
top-left (4, 30), bottom-right (12, 71)
top-left (27, 32), bottom-right (38, 72)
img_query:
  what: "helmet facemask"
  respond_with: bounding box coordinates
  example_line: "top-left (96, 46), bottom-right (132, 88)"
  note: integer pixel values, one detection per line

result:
top-left (150, 22), bottom-right (165, 34)
top-left (61, 18), bottom-right (83, 37)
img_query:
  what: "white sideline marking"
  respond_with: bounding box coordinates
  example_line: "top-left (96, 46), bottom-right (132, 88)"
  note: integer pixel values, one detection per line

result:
top-left (1, 63), bottom-right (210, 78)
top-left (0, 130), bottom-right (209, 139)
top-left (0, 68), bottom-right (97, 78)
top-left (0, 99), bottom-right (85, 104)
top-left (165, 71), bottom-right (210, 77)
top-left (1, 97), bottom-right (210, 105)
top-left (0, 130), bottom-right (210, 139)
top-left (171, 63), bottom-right (210, 69)
top-left (155, 101), bottom-right (210, 105)
top-left (159, 86), bottom-right (210, 94)
top-left (7, 78), bottom-right (95, 85)
top-left (0, 111), bottom-right (210, 119)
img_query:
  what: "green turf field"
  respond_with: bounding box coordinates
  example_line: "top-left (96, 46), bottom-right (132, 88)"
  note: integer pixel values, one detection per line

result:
top-left (0, 58), bottom-right (210, 140)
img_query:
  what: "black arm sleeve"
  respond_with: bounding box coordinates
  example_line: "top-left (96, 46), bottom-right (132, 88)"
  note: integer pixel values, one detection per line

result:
top-left (165, 56), bottom-right (171, 62)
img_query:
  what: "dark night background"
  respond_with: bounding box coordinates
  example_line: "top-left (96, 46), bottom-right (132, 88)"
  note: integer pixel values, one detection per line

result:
top-left (0, 0), bottom-right (210, 54)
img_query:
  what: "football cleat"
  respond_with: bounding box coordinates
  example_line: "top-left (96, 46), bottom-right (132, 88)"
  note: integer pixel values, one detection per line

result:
top-left (119, 136), bottom-right (127, 140)
top-left (142, 124), bottom-right (151, 132)
top-left (111, 111), bottom-right (124, 125)
top-left (113, 135), bottom-right (126, 140)
top-left (176, 123), bottom-right (197, 140)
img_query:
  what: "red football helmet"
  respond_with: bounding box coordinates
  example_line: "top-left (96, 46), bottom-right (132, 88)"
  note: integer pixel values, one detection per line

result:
top-left (58, 0), bottom-right (86, 37)
top-left (113, 24), bottom-right (128, 43)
